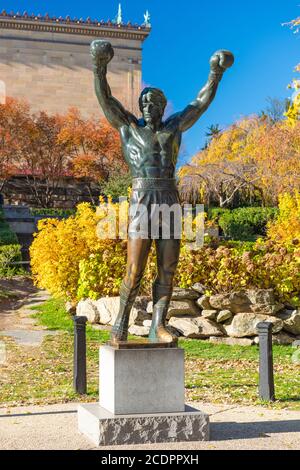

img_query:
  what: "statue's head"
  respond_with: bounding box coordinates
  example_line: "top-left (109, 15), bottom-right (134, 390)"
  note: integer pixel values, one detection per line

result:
top-left (139, 87), bottom-right (167, 126)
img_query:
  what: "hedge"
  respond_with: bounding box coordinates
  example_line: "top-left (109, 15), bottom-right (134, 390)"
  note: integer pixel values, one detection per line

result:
top-left (218, 207), bottom-right (279, 241)
top-left (0, 209), bottom-right (18, 246)
top-left (29, 208), bottom-right (76, 218)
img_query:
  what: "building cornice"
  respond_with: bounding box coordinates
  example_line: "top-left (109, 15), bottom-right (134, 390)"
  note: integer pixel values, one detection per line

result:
top-left (0, 10), bottom-right (151, 41)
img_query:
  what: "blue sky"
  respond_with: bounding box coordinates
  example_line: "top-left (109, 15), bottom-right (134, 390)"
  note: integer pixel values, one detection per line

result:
top-left (3, 1), bottom-right (300, 164)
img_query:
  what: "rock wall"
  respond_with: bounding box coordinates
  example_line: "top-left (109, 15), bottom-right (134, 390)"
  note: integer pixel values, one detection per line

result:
top-left (76, 287), bottom-right (300, 346)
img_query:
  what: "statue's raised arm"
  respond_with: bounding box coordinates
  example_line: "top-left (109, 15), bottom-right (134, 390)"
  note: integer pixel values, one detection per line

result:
top-left (90, 40), bottom-right (138, 129)
top-left (165, 50), bottom-right (234, 132)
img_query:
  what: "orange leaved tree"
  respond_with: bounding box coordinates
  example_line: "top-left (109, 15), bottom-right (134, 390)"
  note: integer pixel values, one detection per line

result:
top-left (58, 108), bottom-right (126, 203)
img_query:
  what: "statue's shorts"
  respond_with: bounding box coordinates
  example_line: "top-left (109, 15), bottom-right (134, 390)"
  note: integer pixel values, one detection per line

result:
top-left (128, 178), bottom-right (182, 240)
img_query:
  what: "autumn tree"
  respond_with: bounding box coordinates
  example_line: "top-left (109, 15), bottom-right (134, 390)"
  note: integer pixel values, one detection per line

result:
top-left (57, 108), bottom-right (125, 203)
top-left (0, 98), bottom-right (31, 191)
top-left (179, 116), bottom-right (300, 207)
top-left (259, 97), bottom-right (290, 124)
top-left (180, 118), bottom-right (263, 207)
top-left (0, 100), bottom-right (126, 206)
top-left (0, 99), bottom-right (71, 206)
top-left (16, 111), bottom-right (72, 207)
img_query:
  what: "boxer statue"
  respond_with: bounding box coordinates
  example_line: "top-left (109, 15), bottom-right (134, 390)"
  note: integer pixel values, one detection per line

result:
top-left (90, 40), bottom-right (234, 344)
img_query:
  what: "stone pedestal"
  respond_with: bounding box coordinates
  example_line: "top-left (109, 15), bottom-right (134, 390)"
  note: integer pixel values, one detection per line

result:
top-left (100, 345), bottom-right (185, 415)
top-left (78, 343), bottom-right (210, 446)
top-left (78, 404), bottom-right (209, 446)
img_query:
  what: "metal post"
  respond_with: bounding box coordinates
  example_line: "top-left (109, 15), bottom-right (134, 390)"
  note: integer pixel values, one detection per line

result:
top-left (73, 316), bottom-right (87, 395)
top-left (257, 322), bottom-right (275, 402)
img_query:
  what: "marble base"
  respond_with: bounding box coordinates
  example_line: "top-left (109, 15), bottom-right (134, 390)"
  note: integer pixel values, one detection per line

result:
top-left (100, 345), bottom-right (185, 415)
top-left (78, 403), bottom-right (210, 446)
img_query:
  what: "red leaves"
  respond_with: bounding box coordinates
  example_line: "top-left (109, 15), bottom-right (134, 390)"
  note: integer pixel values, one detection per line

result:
top-left (0, 98), bottom-right (126, 203)
top-left (57, 107), bottom-right (125, 182)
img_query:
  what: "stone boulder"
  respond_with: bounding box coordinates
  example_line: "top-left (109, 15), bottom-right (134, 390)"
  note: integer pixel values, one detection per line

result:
top-left (197, 296), bottom-right (211, 310)
top-left (171, 287), bottom-right (199, 301)
top-left (147, 300), bottom-right (199, 318)
top-left (272, 332), bottom-right (296, 345)
top-left (224, 313), bottom-right (283, 338)
top-left (95, 297), bottom-right (119, 325)
top-left (209, 292), bottom-right (248, 312)
top-left (168, 317), bottom-right (199, 338)
top-left (65, 301), bottom-right (77, 315)
top-left (194, 318), bottom-right (225, 338)
top-left (209, 337), bottom-right (254, 346)
top-left (246, 289), bottom-right (275, 305)
top-left (130, 308), bottom-right (152, 326)
top-left (254, 332), bottom-right (297, 346)
top-left (128, 325), bottom-right (150, 337)
top-left (278, 310), bottom-right (300, 335)
top-left (76, 299), bottom-right (99, 324)
top-left (216, 310), bottom-right (232, 323)
top-left (201, 310), bottom-right (217, 320)
top-left (168, 316), bottom-right (224, 339)
top-left (249, 304), bottom-right (284, 315)
top-left (77, 297), bottom-right (150, 326)
top-left (192, 283), bottom-right (207, 295)
top-left (209, 290), bottom-right (282, 315)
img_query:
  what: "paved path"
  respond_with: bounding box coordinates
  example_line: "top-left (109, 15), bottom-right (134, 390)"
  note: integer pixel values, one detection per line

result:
top-left (0, 279), bottom-right (52, 346)
top-left (0, 329), bottom-right (57, 346)
top-left (0, 402), bottom-right (299, 450)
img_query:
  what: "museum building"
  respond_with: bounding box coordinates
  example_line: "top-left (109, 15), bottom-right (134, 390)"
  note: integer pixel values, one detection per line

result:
top-left (0, 10), bottom-right (150, 116)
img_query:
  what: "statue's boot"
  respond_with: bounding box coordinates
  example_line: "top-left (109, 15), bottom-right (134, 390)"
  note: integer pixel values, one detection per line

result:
top-left (148, 281), bottom-right (176, 343)
top-left (110, 281), bottom-right (140, 343)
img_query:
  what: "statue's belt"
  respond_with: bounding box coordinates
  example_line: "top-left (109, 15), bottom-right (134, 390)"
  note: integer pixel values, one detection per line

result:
top-left (132, 178), bottom-right (177, 191)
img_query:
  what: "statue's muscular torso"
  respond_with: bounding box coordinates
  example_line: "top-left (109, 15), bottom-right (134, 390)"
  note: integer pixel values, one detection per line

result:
top-left (119, 119), bottom-right (182, 179)
top-left (91, 42), bottom-right (233, 179)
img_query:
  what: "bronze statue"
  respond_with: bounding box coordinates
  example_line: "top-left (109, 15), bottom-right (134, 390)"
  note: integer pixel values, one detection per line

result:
top-left (90, 40), bottom-right (234, 344)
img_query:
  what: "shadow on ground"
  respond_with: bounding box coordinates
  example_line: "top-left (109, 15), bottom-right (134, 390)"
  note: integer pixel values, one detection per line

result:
top-left (211, 420), bottom-right (300, 440)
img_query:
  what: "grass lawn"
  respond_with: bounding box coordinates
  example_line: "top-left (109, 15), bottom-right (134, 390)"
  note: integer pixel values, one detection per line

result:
top-left (0, 298), bottom-right (299, 409)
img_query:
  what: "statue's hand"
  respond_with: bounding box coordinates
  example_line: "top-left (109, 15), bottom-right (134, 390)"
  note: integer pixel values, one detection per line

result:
top-left (210, 50), bottom-right (234, 74)
top-left (90, 40), bottom-right (114, 67)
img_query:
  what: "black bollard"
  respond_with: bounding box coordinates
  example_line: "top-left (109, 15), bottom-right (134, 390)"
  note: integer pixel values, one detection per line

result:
top-left (73, 316), bottom-right (88, 395)
top-left (257, 322), bottom-right (275, 402)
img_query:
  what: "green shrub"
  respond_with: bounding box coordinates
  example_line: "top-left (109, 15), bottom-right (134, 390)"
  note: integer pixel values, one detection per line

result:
top-left (0, 227), bottom-right (18, 246)
top-left (0, 210), bottom-right (18, 246)
top-left (100, 172), bottom-right (132, 199)
top-left (208, 207), bottom-right (230, 222)
top-left (218, 207), bottom-right (278, 241)
top-left (30, 208), bottom-right (76, 218)
top-left (0, 244), bottom-right (22, 277)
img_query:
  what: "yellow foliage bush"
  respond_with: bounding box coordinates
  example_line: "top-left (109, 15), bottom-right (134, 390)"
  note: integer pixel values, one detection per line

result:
top-left (30, 201), bottom-right (129, 300)
top-left (267, 191), bottom-right (300, 246)
top-left (30, 197), bottom-right (300, 305)
top-left (30, 203), bottom-right (100, 299)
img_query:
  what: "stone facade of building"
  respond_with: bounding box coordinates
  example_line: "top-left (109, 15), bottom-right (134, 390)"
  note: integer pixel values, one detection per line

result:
top-left (0, 11), bottom-right (150, 117)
